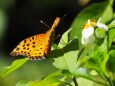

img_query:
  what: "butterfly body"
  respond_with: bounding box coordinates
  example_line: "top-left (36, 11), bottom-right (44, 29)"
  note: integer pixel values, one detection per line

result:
top-left (10, 17), bottom-right (60, 60)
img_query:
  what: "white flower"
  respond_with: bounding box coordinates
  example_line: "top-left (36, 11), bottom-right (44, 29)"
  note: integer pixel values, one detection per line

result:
top-left (96, 23), bottom-right (108, 31)
top-left (81, 26), bottom-right (94, 45)
top-left (81, 17), bottom-right (108, 45)
top-left (95, 17), bottom-right (108, 31)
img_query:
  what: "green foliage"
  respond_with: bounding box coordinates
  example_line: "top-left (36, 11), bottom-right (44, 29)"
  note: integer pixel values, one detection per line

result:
top-left (16, 71), bottom-right (72, 86)
top-left (69, 1), bottom-right (113, 48)
top-left (27, 71), bottom-right (70, 86)
top-left (0, 9), bottom-right (7, 42)
top-left (53, 51), bottom-right (78, 73)
top-left (1, 58), bottom-right (28, 77)
top-left (108, 20), bottom-right (115, 48)
top-left (58, 28), bottom-right (71, 48)
top-left (1, 0), bottom-right (115, 86)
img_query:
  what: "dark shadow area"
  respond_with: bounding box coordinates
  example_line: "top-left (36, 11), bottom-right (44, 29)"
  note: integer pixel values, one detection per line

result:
top-left (48, 38), bottom-right (79, 58)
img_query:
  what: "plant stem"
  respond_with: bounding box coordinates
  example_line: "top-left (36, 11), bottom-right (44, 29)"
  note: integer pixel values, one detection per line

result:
top-left (106, 76), bottom-right (114, 86)
top-left (73, 76), bottom-right (78, 86)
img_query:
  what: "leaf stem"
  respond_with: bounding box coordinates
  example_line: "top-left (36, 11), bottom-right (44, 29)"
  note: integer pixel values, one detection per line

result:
top-left (77, 47), bottom-right (85, 60)
top-left (72, 47), bottom-right (85, 86)
top-left (73, 76), bottom-right (78, 86)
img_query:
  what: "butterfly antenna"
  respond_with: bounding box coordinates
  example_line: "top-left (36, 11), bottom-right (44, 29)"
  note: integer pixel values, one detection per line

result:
top-left (56, 34), bottom-right (60, 39)
top-left (40, 20), bottom-right (50, 28)
top-left (60, 14), bottom-right (67, 21)
top-left (53, 34), bottom-right (61, 42)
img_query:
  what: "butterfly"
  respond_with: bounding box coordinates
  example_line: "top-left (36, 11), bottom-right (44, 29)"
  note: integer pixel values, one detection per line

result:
top-left (10, 17), bottom-right (61, 60)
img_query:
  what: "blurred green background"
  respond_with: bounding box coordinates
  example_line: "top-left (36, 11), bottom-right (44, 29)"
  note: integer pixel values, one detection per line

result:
top-left (0, 0), bottom-right (114, 86)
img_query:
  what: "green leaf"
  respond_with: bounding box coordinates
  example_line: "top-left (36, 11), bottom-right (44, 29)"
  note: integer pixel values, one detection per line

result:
top-left (108, 27), bottom-right (115, 48)
top-left (109, 0), bottom-right (114, 6)
top-left (69, 1), bottom-right (113, 48)
top-left (16, 71), bottom-right (71, 86)
top-left (74, 68), bottom-right (96, 83)
top-left (108, 19), bottom-right (115, 44)
top-left (48, 37), bottom-right (79, 59)
top-left (85, 38), bottom-right (109, 76)
top-left (1, 58), bottom-right (28, 78)
top-left (110, 19), bottom-right (115, 25)
top-left (29, 71), bottom-right (62, 86)
top-left (42, 70), bottom-right (62, 80)
top-left (101, 54), bottom-right (109, 75)
top-left (98, 37), bottom-right (108, 54)
top-left (29, 79), bottom-right (61, 86)
top-left (58, 28), bottom-right (71, 48)
top-left (53, 51), bottom-right (79, 73)
top-left (107, 19), bottom-right (115, 29)
top-left (95, 29), bottom-right (107, 38)
top-left (107, 25), bottom-right (115, 29)
top-left (77, 77), bottom-right (105, 86)
top-left (99, 38), bottom-right (109, 74)
top-left (84, 53), bottom-right (101, 73)
top-left (108, 50), bottom-right (115, 72)
top-left (74, 68), bottom-right (90, 78)
top-left (16, 80), bottom-right (29, 86)
top-left (74, 68), bottom-right (107, 86)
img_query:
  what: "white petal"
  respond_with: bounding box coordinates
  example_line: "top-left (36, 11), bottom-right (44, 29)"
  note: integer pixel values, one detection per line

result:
top-left (82, 26), bottom-right (94, 39)
top-left (81, 34), bottom-right (95, 45)
top-left (87, 19), bottom-right (91, 26)
top-left (81, 26), bottom-right (94, 45)
top-left (96, 23), bottom-right (108, 31)
top-left (81, 36), bottom-right (85, 45)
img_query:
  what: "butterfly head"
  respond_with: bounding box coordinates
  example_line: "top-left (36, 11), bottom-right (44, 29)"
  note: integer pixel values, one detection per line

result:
top-left (54, 17), bottom-right (61, 27)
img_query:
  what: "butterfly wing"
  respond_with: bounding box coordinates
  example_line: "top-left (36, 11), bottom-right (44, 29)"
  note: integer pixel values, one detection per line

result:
top-left (29, 32), bottom-right (53, 60)
top-left (10, 33), bottom-right (49, 60)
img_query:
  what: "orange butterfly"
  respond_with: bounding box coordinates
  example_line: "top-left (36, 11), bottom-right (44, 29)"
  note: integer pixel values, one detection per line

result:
top-left (10, 17), bottom-right (60, 60)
